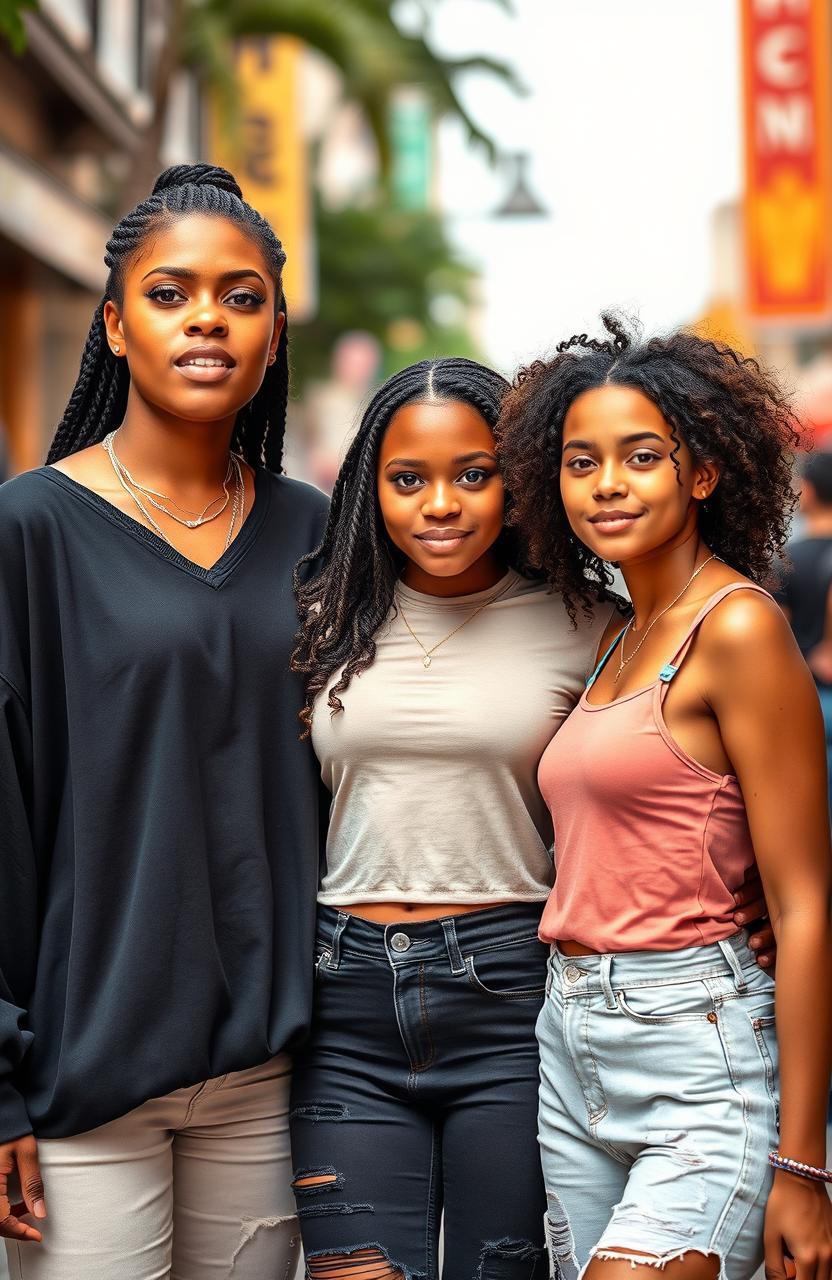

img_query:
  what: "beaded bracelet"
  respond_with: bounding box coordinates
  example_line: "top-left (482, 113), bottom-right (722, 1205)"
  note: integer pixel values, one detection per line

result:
top-left (769, 1151), bottom-right (832, 1184)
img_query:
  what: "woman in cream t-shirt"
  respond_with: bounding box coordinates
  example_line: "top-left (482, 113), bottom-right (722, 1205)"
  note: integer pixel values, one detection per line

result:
top-left (287, 357), bottom-right (771, 1280)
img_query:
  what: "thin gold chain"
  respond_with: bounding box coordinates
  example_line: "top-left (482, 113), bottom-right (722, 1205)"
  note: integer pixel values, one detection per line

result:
top-left (615, 553), bottom-right (719, 680)
top-left (397, 577), bottom-right (514, 669)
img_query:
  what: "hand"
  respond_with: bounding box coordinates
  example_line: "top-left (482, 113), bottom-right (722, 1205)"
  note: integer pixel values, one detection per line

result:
top-left (765, 1172), bottom-right (832, 1280)
top-left (0, 1134), bottom-right (46, 1242)
top-left (733, 865), bottom-right (777, 971)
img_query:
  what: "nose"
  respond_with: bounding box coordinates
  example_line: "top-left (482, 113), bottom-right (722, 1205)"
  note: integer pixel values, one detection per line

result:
top-left (421, 481), bottom-right (461, 519)
top-left (184, 292), bottom-right (228, 337)
top-left (593, 458), bottom-right (627, 501)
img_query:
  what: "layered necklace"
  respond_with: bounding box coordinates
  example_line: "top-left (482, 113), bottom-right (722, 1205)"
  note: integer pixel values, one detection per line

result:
top-left (102, 429), bottom-right (244, 551)
top-left (397, 575), bottom-right (514, 669)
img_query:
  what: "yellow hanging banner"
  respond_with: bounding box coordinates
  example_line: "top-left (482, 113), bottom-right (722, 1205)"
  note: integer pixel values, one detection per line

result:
top-left (210, 37), bottom-right (316, 321)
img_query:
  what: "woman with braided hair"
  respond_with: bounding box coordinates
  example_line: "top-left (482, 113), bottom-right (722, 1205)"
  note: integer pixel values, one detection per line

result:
top-left (497, 315), bottom-right (832, 1280)
top-left (0, 164), bottom-right (327, 1277)
top-left (286, 357), bottom-right (773, 1280)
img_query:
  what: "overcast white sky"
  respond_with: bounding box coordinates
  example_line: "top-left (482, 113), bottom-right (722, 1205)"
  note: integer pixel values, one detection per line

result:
top-left (425, 0), bottom-right (742, 373)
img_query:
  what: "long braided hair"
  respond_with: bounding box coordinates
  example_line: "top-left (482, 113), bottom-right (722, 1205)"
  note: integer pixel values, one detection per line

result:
top-left (496, 313), bottom-right (800, 619)
top-left (291, 357), bottom-right (531, 736)
top-left (47, 164), bottom-right (289, 470)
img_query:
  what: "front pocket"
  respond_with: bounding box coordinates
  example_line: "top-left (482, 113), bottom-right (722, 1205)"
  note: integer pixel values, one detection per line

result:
top-left (465, 942), bottom-right (547, 1001)
top-left (615, 978), bottom-right (716, 1024)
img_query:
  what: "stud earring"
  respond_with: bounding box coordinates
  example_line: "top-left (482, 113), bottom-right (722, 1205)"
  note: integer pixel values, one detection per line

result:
top-left (113, 344), bottom-right (120, 354)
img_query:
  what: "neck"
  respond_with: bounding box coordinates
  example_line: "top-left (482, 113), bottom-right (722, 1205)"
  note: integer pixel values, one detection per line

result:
top-left (804, 509), bottom-right (832, 537)
top-left (401, 550), bottom-right (507, 597)
top-left (619, 518), bottom-right (712, 627)
top-left (113, 388), bottom-right (238, 491)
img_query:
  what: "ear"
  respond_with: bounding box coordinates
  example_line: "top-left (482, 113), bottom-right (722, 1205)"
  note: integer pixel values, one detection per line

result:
top-left (268, 310), bottom-right (286, 365)
top-left (692, 459), bottom-right (719, 503)
top-left (103, 300), bottom-right (126, 357)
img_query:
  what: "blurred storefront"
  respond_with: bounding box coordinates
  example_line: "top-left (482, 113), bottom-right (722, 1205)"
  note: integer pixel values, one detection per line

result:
top-left (0, 0), bottom-right (199, 473)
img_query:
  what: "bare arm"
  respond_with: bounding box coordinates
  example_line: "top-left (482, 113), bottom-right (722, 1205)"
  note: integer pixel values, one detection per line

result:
top-left (705, 593), bottom-right (832, 1278)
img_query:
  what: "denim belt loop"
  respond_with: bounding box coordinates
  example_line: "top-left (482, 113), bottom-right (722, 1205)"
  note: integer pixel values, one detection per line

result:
top-left (328, 911), bottom-right (350, 970)
top-left (717, 936), bottom-right (748, 994)
top-left (599, 953), bottom-right (616, 1010)
top-left (441, 918), bottom-right (466, 975)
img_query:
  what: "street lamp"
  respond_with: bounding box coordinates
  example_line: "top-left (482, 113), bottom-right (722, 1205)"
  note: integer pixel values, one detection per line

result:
top-left (494, 151), bottom-right (548, 218)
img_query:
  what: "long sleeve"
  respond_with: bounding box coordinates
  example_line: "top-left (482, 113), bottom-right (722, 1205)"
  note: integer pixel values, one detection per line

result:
top-left (0, 675), bottom-right (36, 1141)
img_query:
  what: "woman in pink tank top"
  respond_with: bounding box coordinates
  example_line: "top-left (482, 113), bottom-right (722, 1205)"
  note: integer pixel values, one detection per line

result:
top-left (498, 317), bottom-right (832, 1280)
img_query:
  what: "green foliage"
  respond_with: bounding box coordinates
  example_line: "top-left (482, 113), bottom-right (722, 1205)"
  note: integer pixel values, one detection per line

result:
top-left (291, 199), bottom-right (481, 393)
top-left (0, 0), bottom-right (36, 54)
top-left (183, 0), bottom-right (521, 175)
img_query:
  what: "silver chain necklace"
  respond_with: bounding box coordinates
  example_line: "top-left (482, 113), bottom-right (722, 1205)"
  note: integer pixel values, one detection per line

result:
top-left (102, 432), bottom-right (244, 552)
top-left (615, 554), bottom-right (719, 681)
top-left (103, 429), bottom-right (233, 528)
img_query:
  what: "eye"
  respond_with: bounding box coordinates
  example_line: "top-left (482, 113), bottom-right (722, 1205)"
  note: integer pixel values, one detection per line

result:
top-left (392, 472), bottom-right (423, 490)
top-left (564, 456), bottom-right (596, 473)
top-left (147, 284), bottom-right (186, 305)
top-left (629, 450), bottom-right (661, 466)
top-left (458, 468), bottom-right (491, 485)
top-left (223, 288), bottom-right (266, 308)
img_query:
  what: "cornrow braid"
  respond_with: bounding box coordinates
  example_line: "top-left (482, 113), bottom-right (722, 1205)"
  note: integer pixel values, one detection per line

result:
top-left (496, 312), bottom-right (800, 620)
top-left (47, 163), bottom-right (289, 470)
top-left (291, 357), bottom-right (532, 737)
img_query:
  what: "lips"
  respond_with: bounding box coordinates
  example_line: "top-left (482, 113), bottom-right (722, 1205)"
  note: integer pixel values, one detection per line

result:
top-left (587, 509), bottom-right (643, 534)
top-left (414, 528), bottom-right (473, 552)
top-left (173, 344), bottom-right (236, 383)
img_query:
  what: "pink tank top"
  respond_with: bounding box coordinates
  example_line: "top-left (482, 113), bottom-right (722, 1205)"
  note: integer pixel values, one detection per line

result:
top-left (537, 584), bottom-right (768, 951)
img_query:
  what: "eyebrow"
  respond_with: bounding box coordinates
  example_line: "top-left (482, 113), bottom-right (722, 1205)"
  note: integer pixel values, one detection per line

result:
top-left (383, 450), bottom-right (497, 470)
top-left (563, 432), bottom-right (665, 451)
top-left (141, 266), bottom-right (268, 288)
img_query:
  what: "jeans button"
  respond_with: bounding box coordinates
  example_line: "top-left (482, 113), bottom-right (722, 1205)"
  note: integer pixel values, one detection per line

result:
top-left (564, 965), bottom-right (581, 983)
top-left (390, 932), bottom-right (412, 953)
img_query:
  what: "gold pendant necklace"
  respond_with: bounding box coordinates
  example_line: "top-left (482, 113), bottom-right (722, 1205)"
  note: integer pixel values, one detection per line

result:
top-left (398, 576), bottom-right (514, 669)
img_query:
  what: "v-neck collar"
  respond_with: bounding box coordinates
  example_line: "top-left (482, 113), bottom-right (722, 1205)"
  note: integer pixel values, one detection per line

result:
top-left (38, 465), bottom-right (271, 590)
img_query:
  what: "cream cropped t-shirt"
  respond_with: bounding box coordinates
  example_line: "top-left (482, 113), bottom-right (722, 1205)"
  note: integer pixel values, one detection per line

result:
top-left (312, 570), bottom-right (610, 905)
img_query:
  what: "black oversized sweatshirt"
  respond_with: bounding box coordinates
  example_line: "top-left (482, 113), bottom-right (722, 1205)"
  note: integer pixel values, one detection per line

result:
top-left (0, 464), bottom-right (328, 1141)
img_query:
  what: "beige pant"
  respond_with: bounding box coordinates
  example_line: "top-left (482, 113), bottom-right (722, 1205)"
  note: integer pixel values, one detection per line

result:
top-left (4, 1055), bottom-right (299, 1280)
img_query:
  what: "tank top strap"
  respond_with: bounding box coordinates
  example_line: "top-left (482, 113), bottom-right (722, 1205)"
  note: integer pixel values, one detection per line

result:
top-left (586, 626), bottom-right (629, 688)
top-left (658, 582), bottom-right (773, 690)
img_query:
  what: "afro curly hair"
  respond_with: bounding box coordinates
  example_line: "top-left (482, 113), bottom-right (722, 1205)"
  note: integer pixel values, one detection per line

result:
top-left (496, 314), bottom-right (800, 621)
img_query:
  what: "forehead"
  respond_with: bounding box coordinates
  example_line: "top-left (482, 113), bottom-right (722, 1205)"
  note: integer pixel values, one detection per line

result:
top-left (126, 212), bottom-right (274, 285)
top-left (563, 384), bottom-right (670, 439)
top-left (381, 399), bottom-right (494, 457)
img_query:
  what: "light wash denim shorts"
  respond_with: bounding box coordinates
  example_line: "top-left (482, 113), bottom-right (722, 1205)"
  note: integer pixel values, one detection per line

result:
top-left (536, 931), bottom-right (778, 1280)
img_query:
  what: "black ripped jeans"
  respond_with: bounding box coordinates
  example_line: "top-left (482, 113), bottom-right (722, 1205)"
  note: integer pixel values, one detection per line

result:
top-left (289, 904), bottom-right (550, 1280)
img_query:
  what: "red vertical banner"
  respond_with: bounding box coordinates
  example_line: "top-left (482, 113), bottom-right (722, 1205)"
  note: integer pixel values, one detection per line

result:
top-left (741, 0), bottom-right (832, 319)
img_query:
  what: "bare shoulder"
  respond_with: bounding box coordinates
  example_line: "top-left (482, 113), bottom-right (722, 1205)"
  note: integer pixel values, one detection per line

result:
top-left (700, 584), bottom-right (795, 659)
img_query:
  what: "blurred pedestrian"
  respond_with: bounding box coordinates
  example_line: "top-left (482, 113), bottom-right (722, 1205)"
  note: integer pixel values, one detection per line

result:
top-left (0, 164), bottom-right (326, 1279)
top-left (776, 451), bottom-right (832, 812)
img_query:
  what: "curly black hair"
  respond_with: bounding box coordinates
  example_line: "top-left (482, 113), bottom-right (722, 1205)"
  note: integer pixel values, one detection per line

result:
top-left (291, 356), bottom-right (531, 736)
top-left (496, 314), bottom-right (800, 620)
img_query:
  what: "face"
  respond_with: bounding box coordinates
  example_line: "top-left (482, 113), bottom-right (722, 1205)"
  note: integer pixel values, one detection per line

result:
top-left (103, 213), bottom-right (284, 427)
top-left (559, 384), bottom-right (718, 564)
top-left (377, 399), bottom-right (506, 592)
